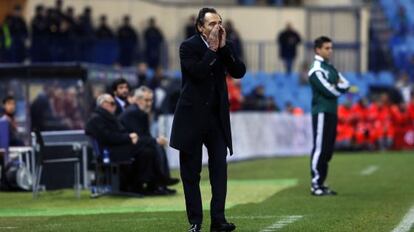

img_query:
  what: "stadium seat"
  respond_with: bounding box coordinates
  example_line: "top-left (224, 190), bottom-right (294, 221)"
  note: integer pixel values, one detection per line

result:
top-left (377, 71), bottom-right (395, 86)
top-left (88, 136), bottom-right (143, 198)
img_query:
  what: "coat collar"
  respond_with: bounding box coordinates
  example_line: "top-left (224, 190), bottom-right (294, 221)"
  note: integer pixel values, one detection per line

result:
top-left (95, 107), bottom-right (116, 121)
top-left (314, 55), bottom-right (324, 62)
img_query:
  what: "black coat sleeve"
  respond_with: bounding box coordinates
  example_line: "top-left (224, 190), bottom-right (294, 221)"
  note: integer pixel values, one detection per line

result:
top-left (180, 41), bottom-right (218, 80)
top-left (119, 110), bottom-right (156, 145)
top-left (218, 42), bottom-right (246, 79)
top-left (85, 116), bottom-right (131, 146)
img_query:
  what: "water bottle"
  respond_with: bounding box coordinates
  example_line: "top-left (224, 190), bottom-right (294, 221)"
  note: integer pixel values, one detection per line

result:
top-left (102, 149), bottom-right (110, 164)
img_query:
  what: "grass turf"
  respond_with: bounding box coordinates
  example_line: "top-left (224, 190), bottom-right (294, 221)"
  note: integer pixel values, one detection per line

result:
top-left (0, 151), bottom-right (413, 231)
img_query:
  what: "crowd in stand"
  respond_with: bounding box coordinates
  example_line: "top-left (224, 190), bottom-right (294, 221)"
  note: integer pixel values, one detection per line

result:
top-left (336, 92), bottom-right (414, 151)
top-left (0, 1), bottom-right (166, 68)
top-left (0, 1), bottom-right (305, 73)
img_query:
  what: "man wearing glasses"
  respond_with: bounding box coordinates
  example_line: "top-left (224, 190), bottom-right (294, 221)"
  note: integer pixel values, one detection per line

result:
top-left (86, 93), bottom-right (164, 194)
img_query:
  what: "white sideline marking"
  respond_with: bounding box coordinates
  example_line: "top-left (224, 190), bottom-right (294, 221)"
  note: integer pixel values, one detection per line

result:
top-left (228, 215), bottom-right (279, 219)
top-left (0, 227), bottom-right (18, 229)
top-left (360, 165), bottom-right (379, 176)
top-left (391, 205), bottom-right (414, 232)
top-left (259, 215), bottom-right (303, 232)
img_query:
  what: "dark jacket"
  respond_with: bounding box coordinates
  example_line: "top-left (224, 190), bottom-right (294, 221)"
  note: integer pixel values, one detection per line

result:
top-left (118, 104), bottom-right (156, 147)
top-left (85, 107), bottom-right (132, 147)
top-left (169, 35), bottom-right (246, 155)
top-left (114, 97), bottom-right (129, 116)
top-left (277, 29), bottom-right (301, 59)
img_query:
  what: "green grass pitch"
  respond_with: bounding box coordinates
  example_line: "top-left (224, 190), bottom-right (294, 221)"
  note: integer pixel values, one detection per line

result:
top-left (0, 151), bottom-right (413, 231)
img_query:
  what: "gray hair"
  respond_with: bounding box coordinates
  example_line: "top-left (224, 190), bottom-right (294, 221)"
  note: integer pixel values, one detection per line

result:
top-left (96, 93), bottom-right (113, 106)
top-left (133, 86), bottom-right (153, 99)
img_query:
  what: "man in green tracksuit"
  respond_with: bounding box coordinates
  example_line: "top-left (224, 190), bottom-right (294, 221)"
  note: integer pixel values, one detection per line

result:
top-left (308, 36), bottom-right (350, 196)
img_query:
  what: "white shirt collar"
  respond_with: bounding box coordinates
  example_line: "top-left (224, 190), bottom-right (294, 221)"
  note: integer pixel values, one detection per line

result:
top-left (115, 96), bottom-right (126, 109)
top-left (200, 35), bottom-right (209, 48)
top-left (314, 55), bottom-right (324, 62)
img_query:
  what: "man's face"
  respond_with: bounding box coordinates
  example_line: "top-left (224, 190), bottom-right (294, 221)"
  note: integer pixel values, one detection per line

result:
top-left (114, 83), bottom-right (129, 99)
top-left (4, 100), bottom-right (16, 116)
top-left (102, 96), bottom-right (116, 114)
top-left (137, 92), bottom-right (153, 114)
top-left (198, 12), bottom-right (222, 38)
top-left (316, 42), bottom-right (333, 60)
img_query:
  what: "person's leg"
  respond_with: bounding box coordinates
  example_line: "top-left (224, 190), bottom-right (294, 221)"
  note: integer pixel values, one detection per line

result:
top-left (155, 143), bottom-right (171, 179)
top-left (205, 117), bottom-right (228, 224)
top-left (321, 113), bottom-right (337, 185)
top-left (311, 113), bottom-right (327, 189)
top-left (180, 146), bottom-right (203, 224)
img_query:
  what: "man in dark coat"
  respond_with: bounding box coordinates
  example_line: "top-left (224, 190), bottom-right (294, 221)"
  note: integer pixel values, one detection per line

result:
top-left (85, 94), bottom-right (148, 191)
top-left (144, 17), bottom-right (164, 69)
top-left (169, 8), bottom-right (246, 232)
top-left (85, 94), bottom-right (172, 194)
top-left (111, 78), bottom-right (130, 116)
top-left (119, 86), bottom-right (178, 192)
top-left (277, 23), bottom-right (301, 74)
top-left (117, 15), bottom-right (138, 67)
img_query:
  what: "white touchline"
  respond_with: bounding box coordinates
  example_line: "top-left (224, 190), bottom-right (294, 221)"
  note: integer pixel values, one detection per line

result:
top-left (259, 215), bottom-right (303, 232)
top-left (391, 205), bottom-right (414, 232)
top-left (0, 227), bottom-right (18, 229)
top-left (360, 165), bottom-right (379, 176)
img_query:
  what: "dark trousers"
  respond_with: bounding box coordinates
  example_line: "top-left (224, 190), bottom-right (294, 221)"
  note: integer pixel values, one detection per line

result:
top-left (310, 112), bottom-right (337, 188)
top-left (283, 57), bottom-right (294, 74)
top-left (179, 113), bottom-right (228, 224)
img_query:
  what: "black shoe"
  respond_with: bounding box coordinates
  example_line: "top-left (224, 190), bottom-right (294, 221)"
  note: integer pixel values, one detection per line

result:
top-left (163, 178), bottom-right (180, 186)
top-left (188, 224), bottom-right (201, 232)
top-left (163, 187), bottom-right (177, 194)
top-left (210, 222), bottom-right (236, 232)
top-left (146, 186), bottom-right (176, 196)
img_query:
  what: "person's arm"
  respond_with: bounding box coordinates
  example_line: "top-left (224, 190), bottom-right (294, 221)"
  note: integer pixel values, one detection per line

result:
top-left (336, 72), bottom-right (350, 93)
top-left (86, 116), bottom-right (132, 145)
top-left (218, 41), bottom-right (246, 79)
top-left (179, 41), bottom-right (218, 80)
top-left (119, 111), bottom-right (156, 145)
top-left (309, 71), bottom-right (341, 99)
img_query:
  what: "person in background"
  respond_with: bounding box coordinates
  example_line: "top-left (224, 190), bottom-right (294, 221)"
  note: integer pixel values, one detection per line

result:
top-left (285, 101), bottom-right (304, 116)
top-left (336, 101), bottom-right (355, 150)
top-left (144, 17), bottom-right (164, 69)
top-left (185, 15), bottom-right (196, 39)
top-left (31, 5), bottom-right (49, 62)
top-left (117, 15), bottom-right (138, 67)
top-left (226, 75), bottom-right (244, 112)
top-left (224, 20), bottom-right (243, 60)
top-left (96, 15), bottom-right (113, 39)
top-left (3, 5), bottom-right (28, 63)
top-left (1, 96), bottom-right (23, 146)
top-left (277, 23), bottom-right (301, 74)
top-left (308, 36), bottom-right (350, 196)
top-left (136, 62), bottom-right (148, 88)
top-left (111, 78), bottom-right (130, 116)
top-left (243, 86), bottom-right (279, 111)
top-left (119, 86), bottom-right (179, 194)
top-left (85, 94), bottom-right (172, 195)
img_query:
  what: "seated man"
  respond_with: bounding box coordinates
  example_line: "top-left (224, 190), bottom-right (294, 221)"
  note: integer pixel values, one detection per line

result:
top-left (85, 94), bottom-right (173, 195)
top-left (119, 86), bottom-right (179, 191)
top-left (1, 96), bottom-right (24, 146)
